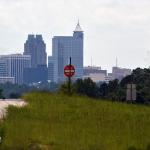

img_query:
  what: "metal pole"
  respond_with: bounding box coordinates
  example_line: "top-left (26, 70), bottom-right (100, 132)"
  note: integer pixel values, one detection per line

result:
top-left (131, 74), bottom-right (133, 103)
top-left (68, 57), bottom-right (71, 95)
top-left (131, 84), bottom-right (132, 102)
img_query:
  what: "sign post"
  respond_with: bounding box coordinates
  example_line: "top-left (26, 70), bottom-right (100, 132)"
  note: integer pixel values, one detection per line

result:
top-left (68, 57), bottom-right (71, 94)
top-left (64, 57), bottom-right (75, 94)
top-left (126, 84), bottom-right (136, 102)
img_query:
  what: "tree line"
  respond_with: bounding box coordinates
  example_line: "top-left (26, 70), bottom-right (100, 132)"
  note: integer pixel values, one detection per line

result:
top-left (61, 68), bottom-right (150, 104)
top-left (0, 82), bottom-right (58, 99)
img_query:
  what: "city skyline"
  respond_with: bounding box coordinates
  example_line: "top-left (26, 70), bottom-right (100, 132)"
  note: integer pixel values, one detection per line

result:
top-left (0, 0), bottom-right (150, 71)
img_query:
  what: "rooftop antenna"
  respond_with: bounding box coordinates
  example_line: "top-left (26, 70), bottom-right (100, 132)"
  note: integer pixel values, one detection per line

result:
top-left (78, 18), bottom-right (80, 24)
top-left (91, 57), bottom-right (93, 67)
top-left (116, 57), bottom-right (118, 67)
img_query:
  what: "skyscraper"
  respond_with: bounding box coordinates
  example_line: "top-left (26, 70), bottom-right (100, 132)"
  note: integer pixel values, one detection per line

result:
top-left (48, 22), bottom-right (84, 83)
top-left (24, 34), bottom-right (47, 68)
top-left (0, 54), bottom-right (31, 84)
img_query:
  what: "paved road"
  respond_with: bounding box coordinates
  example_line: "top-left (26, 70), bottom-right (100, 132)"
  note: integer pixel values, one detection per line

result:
top-left (0, 99), bottom-right (26, 119)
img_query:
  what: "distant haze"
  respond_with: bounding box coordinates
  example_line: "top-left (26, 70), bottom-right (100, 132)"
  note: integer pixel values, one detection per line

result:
top-left (0, 0), bottom-right (150, 72)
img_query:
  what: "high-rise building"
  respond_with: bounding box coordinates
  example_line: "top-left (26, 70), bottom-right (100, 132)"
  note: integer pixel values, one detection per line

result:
top-left (48, 22), bottom-right (84, 83)
top-left (0, 54), bottom-right (31, 84)
top-left (24, 34), bottom-right (47, 68)
top-left (83, 66), bottom-right (107, 76)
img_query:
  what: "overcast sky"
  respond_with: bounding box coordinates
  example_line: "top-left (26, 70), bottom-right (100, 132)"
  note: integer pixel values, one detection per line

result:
top-left (0, 0), bottom-right (150, 72)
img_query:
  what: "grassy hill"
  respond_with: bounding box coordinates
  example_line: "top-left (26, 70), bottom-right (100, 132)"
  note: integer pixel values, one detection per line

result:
top-left (0, 92), bottom-right (150, 150)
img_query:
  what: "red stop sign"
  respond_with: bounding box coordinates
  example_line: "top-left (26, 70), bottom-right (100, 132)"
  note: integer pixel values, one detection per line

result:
top-left (64, 65), bottom-right (75, 77)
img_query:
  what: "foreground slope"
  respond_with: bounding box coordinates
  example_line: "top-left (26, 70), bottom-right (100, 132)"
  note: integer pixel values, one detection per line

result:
top-left (0, 92), bottom-right (150, 150)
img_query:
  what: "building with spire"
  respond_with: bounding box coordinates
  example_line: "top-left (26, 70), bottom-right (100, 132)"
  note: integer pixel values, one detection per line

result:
top-left (48, 22), bottom-right (84, 83)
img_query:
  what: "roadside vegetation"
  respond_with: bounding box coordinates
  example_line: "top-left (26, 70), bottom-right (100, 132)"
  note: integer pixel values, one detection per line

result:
top-left (0, 67), bottom-right (150, 104)
top-left (61, 68), bottom-right (150, 104)
top-left (0, 92), bottom-right (150, 150)
top-left (0, 82), bottom-right (58, 99)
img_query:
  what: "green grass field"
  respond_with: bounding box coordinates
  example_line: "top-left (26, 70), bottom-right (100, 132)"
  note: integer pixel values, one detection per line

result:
top-left (0, 92), bottom-right (150, 150)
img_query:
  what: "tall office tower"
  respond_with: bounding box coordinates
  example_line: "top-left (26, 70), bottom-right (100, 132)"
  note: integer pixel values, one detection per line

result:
top-left (24, 34), bottom-right (47, 68)
top-left (48, 22), bottom-right (84, 83)
top-left (0, 54), bottom-right (31, 84)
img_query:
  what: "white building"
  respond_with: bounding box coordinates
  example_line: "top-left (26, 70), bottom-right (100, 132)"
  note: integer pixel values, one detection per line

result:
top-left (112, 67), bottom-right (132, 80)
top-left (83, 73), bottom-right (106, 83)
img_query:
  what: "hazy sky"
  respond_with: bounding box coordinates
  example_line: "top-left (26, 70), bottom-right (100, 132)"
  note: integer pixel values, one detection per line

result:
top-left (0, 0), bottom-right (150, 72)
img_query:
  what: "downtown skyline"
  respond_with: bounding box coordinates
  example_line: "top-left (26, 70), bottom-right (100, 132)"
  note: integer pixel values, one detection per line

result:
top-left (0, 0), bottom-right (150, 71)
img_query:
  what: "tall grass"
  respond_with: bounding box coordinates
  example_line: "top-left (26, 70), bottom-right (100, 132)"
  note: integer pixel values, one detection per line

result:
top-left (0, 92), bottom-right (150, 150)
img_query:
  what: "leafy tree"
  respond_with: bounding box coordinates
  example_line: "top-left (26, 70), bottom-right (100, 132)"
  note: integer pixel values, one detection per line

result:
top-left (73, 78), bottom-right (99, 97)
top-left (9, 93), bottom-right (21, 99)
top-left (98, 83), bottom-right (108, 98)
top-left (108, 79), bottom-right (119, 93)
top-left (120, 68), bottom-right (150, 103)
top-left (59, 81), bottom-right (74, 95)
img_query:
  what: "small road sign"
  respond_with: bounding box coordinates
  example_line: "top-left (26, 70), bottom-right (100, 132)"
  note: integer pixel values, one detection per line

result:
top-left (64, 65), bottom-right (75, 77)
top-left (126, 84), bottom-right (136, 101)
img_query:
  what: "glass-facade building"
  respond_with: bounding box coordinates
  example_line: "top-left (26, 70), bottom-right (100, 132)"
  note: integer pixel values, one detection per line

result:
top-left (48, 22), bottom-right (84, 83)
top-left (0, 54), bottom-right (31, 84)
